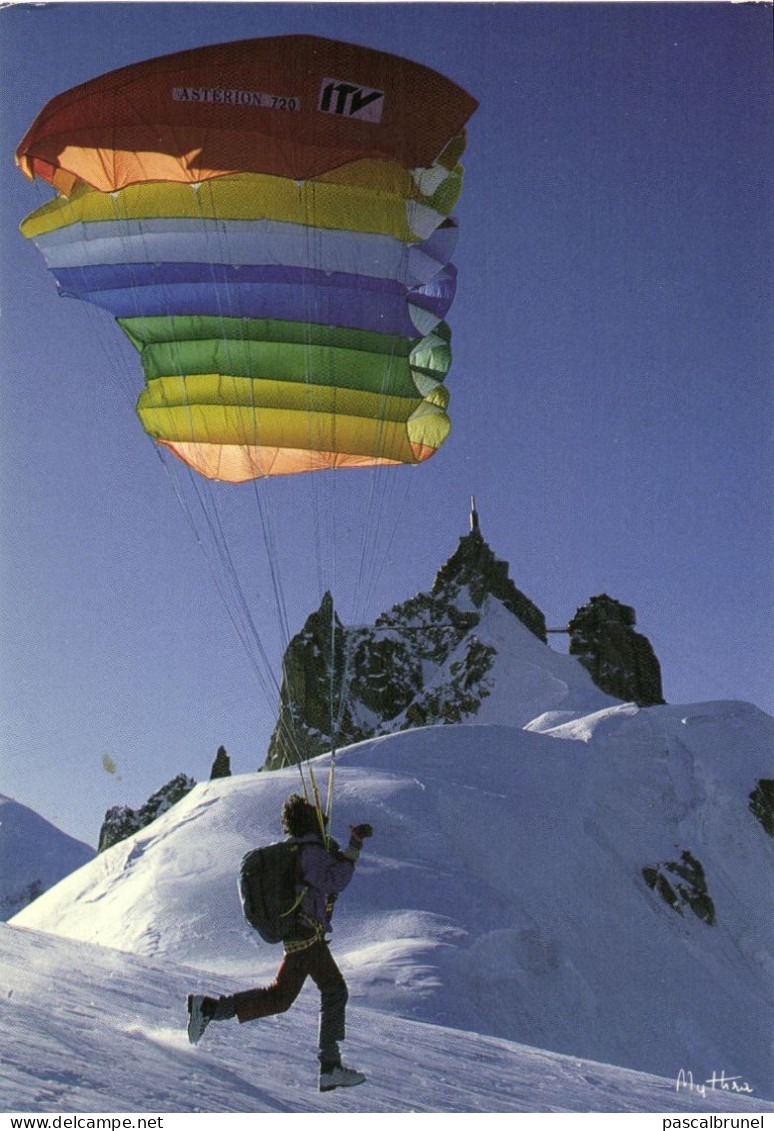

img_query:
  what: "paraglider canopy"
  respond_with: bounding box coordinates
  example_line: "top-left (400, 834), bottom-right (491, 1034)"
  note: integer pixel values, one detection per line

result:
top-left (16, 34), bottom-right (478, 194)
top-left (17, 35), bottom-right (477, 484)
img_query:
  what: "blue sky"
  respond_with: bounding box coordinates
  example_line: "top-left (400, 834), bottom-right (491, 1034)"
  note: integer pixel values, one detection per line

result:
top-left (1, 2), bottom-right (771, 845)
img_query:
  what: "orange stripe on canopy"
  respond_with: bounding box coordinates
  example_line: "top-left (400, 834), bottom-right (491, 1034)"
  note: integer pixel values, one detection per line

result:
top-left (160, 441), bottom-right (418, 482)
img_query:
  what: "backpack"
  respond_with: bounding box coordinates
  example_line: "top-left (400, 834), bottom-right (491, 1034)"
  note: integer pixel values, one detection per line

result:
top-left (238, 840), bottom-right (307, 944)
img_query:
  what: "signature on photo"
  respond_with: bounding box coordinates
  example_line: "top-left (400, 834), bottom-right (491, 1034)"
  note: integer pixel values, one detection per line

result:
top-left (676, 1069), bottom-right (754, 1097)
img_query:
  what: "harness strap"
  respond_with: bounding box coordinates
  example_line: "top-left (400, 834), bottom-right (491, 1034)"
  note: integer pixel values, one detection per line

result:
top-left (280, 884), bottom-right (309, 918)
top-left (284, 912), bottom-right (325, 954)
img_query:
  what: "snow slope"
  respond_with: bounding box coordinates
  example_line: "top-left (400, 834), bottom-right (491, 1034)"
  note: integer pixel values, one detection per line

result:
top-left (13, 703), bottom-right (774, 1099)
top-left (396, 597), bottom-right (621, 731)
top-left (2, 923), bottom-right (771, 1114)
top-left (0, 795), bottom-right (94, 919)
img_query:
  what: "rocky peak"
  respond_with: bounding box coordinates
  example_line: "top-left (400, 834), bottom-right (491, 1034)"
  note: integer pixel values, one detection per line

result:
top-left (265, 592), bottom-right (363, 771)
top-left (568, 594), bottom-right (664, 707)
top-left (209, 745), bottom-right (231, 779)
top-left (430, 500), bottom-right (546, 643)
top-left (97, 772), bottom-right (196, 853)
top-left (264, 506), bottom-right (547, 770)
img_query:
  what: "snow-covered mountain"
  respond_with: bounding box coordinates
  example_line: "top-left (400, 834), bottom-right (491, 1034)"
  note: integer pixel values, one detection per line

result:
top-left (13, 698), bottom-right (774, 1100)
top-left (7, 528), bottom-right (771, 1112)
top-left (3, 922), bottom-right (771, 1113)
top-left (0, 794), bottom-right (94, 920)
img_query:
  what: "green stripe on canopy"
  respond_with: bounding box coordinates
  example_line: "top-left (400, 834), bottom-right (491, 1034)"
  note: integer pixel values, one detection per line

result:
top-left (137, 339), bottom-right (420, 398)
top-left (118, 315), bottom-right (414, 356)
top-left (119, 317), bottom-right (451, 397)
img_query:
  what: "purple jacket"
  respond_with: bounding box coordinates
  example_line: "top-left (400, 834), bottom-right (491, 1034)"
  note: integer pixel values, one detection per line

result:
top-left (289, 832), bottom-right (358, 933)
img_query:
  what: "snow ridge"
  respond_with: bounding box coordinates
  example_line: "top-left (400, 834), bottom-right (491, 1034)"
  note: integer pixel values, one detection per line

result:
top-left (12, 705), bottom-right (774, 1103)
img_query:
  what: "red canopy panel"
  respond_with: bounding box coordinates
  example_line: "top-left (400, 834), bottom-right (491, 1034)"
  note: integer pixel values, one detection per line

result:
top-left (16, 35), bottom-right (478, 193)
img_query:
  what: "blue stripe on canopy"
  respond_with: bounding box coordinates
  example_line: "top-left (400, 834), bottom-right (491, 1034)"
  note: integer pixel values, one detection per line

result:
top-left (55, 265), bottom-right (457, 336)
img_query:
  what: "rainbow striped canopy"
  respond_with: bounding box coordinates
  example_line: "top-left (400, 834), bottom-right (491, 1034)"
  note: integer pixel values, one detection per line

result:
top-left (17, 36), bottom-right (477, 481)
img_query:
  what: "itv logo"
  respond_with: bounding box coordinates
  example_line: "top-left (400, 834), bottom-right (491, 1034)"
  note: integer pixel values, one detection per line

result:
top-left (318, 78), bottom-right (385, 123)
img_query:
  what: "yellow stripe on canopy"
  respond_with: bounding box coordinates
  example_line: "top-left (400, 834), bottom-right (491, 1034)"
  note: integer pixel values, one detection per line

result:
top-left (21, 163), bottom-right (462, 242)
top-left (138, 401), bottom-right (425, 458)
top-left (137, 374), bottom-right (423, 422)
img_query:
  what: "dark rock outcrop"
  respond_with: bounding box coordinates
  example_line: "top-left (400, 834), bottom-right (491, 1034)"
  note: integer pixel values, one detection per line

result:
top-left (210, 745), bottom-right (231, 779)
top-left (749, 779), bottom-right (774, 836)
top-left (404, 636), bottom-right (497, 727)
top-left (265, 592), bottom-right (371, 771)
top-left (568, 594), bottom-right (664, 707)
top-left (98, 772), bottom-right (196, 853)
top-left (98, 805), bottom-right (142, 853)
top-left (642, 849), bottom-right (715, 925)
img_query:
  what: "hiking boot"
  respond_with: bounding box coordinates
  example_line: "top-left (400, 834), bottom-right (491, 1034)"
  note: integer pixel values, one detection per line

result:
top-left (319, 1063), bottom-right (366, 1092)
top-left (186, 994), bottom-right (215, 1045)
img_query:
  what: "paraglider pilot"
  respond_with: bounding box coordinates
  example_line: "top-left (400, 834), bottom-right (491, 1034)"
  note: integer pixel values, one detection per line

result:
top-left (187, 793), bottom-right (373, 1093)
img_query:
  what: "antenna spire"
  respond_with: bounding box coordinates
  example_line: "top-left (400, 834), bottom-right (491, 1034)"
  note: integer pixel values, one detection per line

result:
top-left (470, 495), bottom-right (480, 534)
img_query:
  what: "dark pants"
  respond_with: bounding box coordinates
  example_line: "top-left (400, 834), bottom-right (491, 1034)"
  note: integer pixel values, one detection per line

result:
top-left (230, 940), bottom-right (348, 1065)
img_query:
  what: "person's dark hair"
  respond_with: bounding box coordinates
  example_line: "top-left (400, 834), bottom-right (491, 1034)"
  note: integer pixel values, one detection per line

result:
top-left (281, 793), bottom-right (322, 837)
